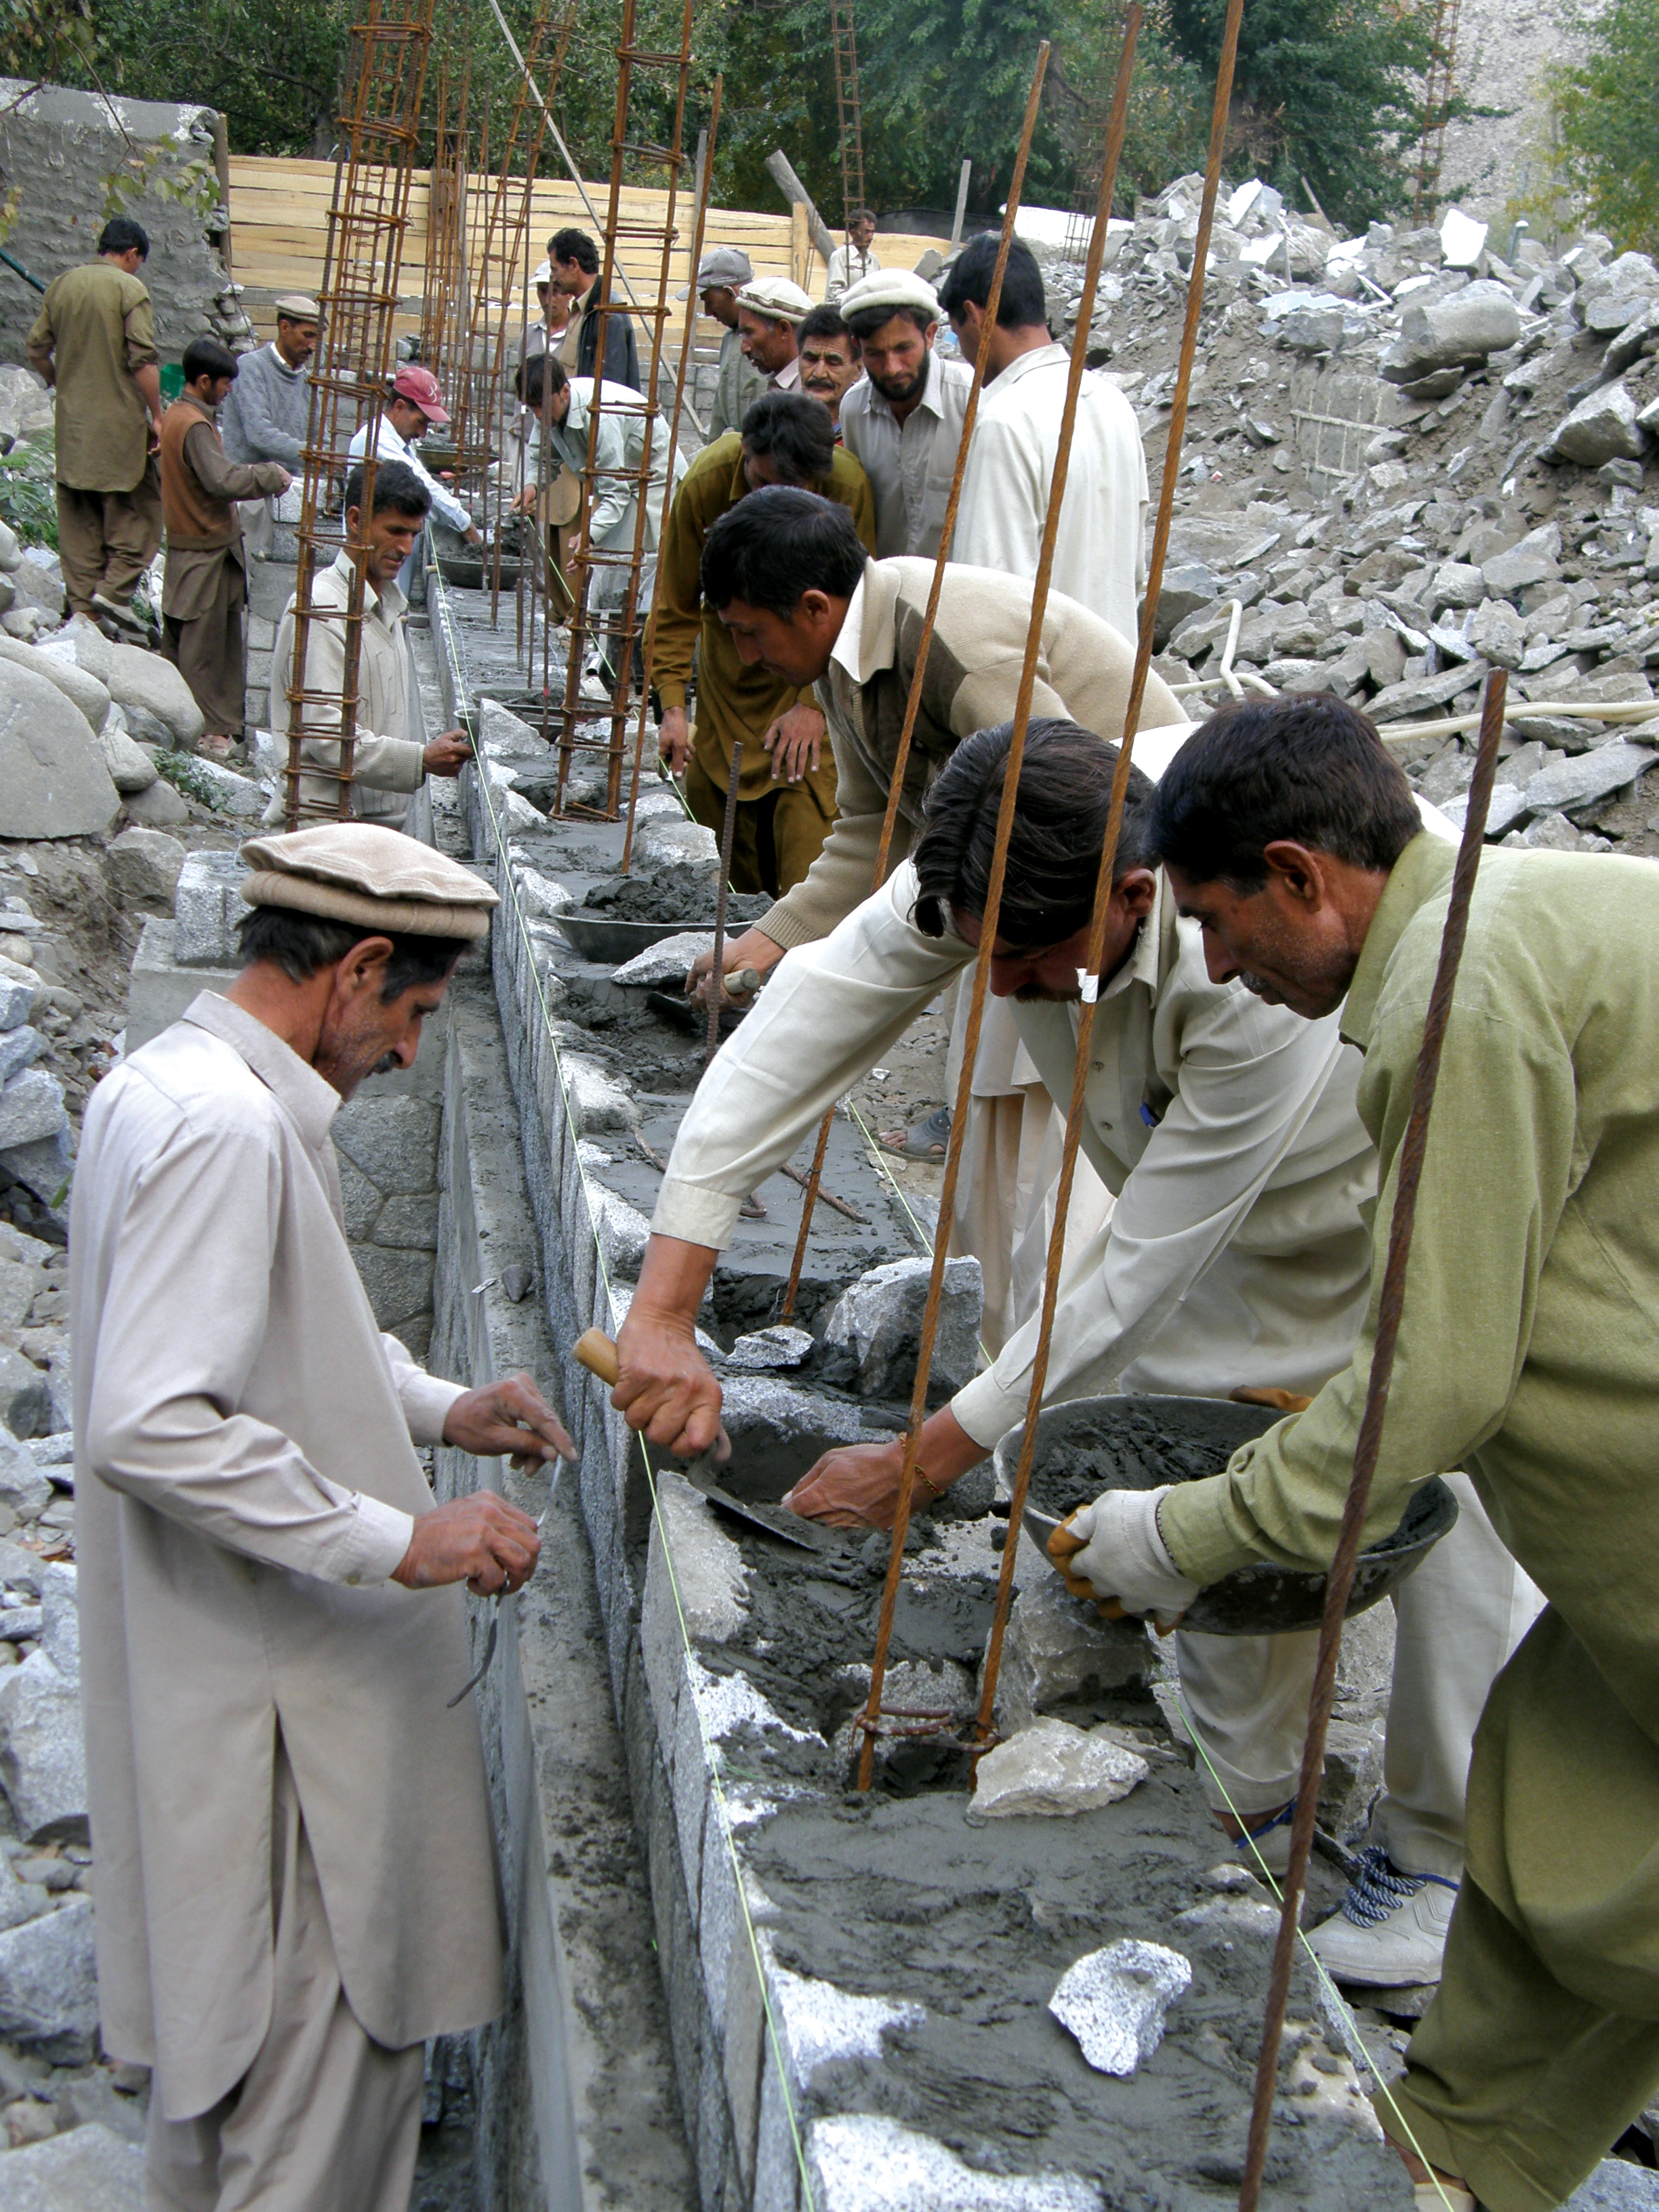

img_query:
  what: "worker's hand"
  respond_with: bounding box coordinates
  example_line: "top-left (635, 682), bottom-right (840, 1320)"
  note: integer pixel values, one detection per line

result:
top-left (762, 703), bottom-right (826, 785)
top-left (514, 487), bottom-right (537, 514)
top-left (785, 1439), bottom-right (907, 1530)
top-left (1229, 1387), bottom-right (1314, 1414)
top-left (423, 729), bottom-right (474, 777)
top-left (612, 1298), bottom-right (724, 1458)
top-left (443, 1370), bottom-right (576, 1471)
top-left (272, 468), bottom-right (293, 495)
top-left (657, 704), bottom-right (691, 775)
top-left (464, 523), bottom-right (483, 546)
top-left (392, 1490), bottom-right (541, 1596)
top-left (685, 926), bottom-right (785, 1009)
top-left (1048, 1484), bottom-right (1198, 1633)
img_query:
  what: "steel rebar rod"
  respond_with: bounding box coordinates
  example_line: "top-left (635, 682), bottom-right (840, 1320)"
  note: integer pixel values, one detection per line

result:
top-left (965, 3), bottom-right (1157, 1757)
top-left (854, 33), bottom-right (1126, 1794)
top-left (777, 39), bottom-right (1051, 1327)
top-left (1237, 672), bottom-right (1508, 2211)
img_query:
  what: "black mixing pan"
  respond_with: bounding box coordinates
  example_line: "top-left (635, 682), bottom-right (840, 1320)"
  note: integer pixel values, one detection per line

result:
top-left (550, 914), bottom-right (697, 965)
top-left (998, 1394), bottom-right (1457, 1635)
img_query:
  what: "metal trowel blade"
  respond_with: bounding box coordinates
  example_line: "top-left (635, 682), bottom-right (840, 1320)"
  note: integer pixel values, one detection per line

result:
top-left (683, 1463), bottom-right (842, 1553)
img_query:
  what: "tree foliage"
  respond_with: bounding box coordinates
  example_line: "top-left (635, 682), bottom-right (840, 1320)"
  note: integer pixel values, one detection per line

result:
top-left (1550, 0), bottom-right (1659, 253)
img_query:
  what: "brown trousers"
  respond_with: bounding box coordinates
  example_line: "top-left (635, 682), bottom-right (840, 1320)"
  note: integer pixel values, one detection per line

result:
top-left (162, 553), bottom-right (248, 737)
top-left (684, 749), bottom-right (832, 898)
top-left (144, 1742), bottom-right (425, 2212)
top-left (56, 461), bottom-right (163, 615)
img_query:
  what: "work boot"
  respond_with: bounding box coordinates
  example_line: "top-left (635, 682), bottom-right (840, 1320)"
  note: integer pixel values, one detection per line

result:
top-left (1308, 1845), bottom-right (1457, 1985)
top-left (1228, 1801), bottom-right (1294, 1878)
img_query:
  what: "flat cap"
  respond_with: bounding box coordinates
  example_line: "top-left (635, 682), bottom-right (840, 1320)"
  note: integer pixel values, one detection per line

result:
top-left (734, 276), bottom-right (813, 325)
top-left (677, 245), bottom-right (753, 299)
top-left (239, 823), bottom-right (499, 941)
top-left (838, 269), bottom-right (941, 321)
top-left (273, 293), bottom-right (321, 321)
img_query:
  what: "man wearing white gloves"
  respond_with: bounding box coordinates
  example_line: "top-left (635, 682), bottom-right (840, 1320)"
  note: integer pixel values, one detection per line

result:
top-left (617, 709), bottom-right (1540, 1988)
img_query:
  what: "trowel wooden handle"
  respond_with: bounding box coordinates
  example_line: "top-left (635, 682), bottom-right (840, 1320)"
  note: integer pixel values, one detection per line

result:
top-left (574, 1328), bottom-right (620, 1387)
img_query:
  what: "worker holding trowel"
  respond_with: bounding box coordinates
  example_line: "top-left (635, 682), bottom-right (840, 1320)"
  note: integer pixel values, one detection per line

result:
top-left (608, 516), bottom-right (1538, 1992)
top-left (1091, 693), bottom-right (1659, 2212)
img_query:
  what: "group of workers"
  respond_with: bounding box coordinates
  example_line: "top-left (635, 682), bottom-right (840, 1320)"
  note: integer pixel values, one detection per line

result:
top-left (43, 184), bottom-right (1659, 2212)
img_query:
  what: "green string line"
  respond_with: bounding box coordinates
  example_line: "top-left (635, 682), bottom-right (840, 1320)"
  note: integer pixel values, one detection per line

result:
top-left (447, 624), bottom-right (819, 2207)
top-left (1170, 1682), bottom-right (1463, 2210)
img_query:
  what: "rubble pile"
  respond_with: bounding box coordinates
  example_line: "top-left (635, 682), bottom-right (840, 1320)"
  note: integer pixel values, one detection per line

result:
top-left (1036, 183), bottom-right (1658, 855)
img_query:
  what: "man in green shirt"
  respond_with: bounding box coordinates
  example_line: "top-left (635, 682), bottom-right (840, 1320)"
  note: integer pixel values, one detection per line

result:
top-left (1061, 690), bottom-right (1659, 2212)
top-left (651, 392), bottom-right (875, 896)
top-left (26, 216), bottom-right (165, 632)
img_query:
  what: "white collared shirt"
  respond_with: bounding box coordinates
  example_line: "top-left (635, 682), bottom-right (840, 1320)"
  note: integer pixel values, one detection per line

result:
top-left (840, 350), bottom-right (974, 558)
top-left (346, 414), bottom-right (472, 537)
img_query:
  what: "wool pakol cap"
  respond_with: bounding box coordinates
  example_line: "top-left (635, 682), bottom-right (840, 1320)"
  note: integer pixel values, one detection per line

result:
top-left (239, 825), bottom-right (499, 941)
top-left (734, 276), bottom-right (813, 325)
top-left (273, 293), bottom-right (320, 321)
top-left (677, 245), bottom-right (753, 299)
top-left (838, 269), bottom-right (941, 321)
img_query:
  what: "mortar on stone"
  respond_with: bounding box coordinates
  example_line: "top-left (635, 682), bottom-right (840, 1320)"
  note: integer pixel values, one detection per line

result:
top-left (996, 1395), bottom-right (1456, 1636)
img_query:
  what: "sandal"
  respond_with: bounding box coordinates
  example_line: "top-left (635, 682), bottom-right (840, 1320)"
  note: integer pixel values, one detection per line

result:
top-left (876, 1104), bottom-right (951, 1161)
top-left (197, 735), bottom-right (234, 761)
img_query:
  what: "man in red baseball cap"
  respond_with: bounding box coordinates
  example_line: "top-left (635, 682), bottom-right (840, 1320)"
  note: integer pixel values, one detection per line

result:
top-left (348, 365), bottom-right (481, 569)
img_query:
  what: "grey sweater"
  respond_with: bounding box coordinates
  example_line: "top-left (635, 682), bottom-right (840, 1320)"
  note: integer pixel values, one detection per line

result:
top-left (220, 344), bottom-right (309, 470)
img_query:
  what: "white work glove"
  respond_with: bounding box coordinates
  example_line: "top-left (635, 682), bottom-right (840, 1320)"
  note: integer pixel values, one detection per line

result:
top-left (1047, 1483), bottom-right (1200, 1631)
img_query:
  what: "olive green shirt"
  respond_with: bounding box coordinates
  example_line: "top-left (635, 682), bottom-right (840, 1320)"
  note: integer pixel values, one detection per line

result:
top-left (1161, 830), bottom-right (1659, 1746)
top-left (26, 260), bottom-right (157, 492)
top-left (650, 430), bottom-right (876, 805)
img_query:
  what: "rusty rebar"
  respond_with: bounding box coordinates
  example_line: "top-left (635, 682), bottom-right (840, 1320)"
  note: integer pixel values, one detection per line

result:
top-left (708, 737), bottom-right (743, 1064)
top-left (621, 78), bottom-right (722, 876)
top-left (855, 31), bottom-right (1126, 1795)
top-left (779, 38), bottom-right (1051, 1339)
top-left (1237, 668), bottom-right (1508, 2212)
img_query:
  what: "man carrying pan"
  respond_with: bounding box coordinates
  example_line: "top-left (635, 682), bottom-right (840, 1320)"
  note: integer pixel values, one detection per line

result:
top-left (1043, 693), bottom-right (1659, 2212)
top-left (607, 499), bottom-right (1538, 1989)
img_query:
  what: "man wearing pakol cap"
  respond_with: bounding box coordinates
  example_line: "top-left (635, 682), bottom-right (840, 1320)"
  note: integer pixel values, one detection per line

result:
top-left (73, 823), bottom-right (572, 2212)
top-left (735, 276), bottom-right (813, 394)
top-left (824, 208), bottom-right (881, 304)
top-left (220, 293), bottom-right (319, 560)
top-left (681, 245), bottom-right (767, 440)
top-left (653, 394), bottom-right (875, 896)
top-left (159, 337), bottom-right (291, 758)
top-left (347, 365), bottom-right (481, 555)
top-left (837, 268), bottom-right (972, 560)
top-left (271, 461), bottom-right (474, 827)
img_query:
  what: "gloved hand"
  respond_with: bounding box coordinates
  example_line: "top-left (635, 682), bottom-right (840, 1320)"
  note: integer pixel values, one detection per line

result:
top-left (1046, 1483), bottom-right (1199, 1633)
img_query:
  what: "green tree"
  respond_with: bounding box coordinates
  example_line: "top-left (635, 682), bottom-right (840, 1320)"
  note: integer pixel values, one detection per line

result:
top-left (1551, 0), bottom-right (1659, 253)
top-left (1164, 0), bottom-right (1435, 228)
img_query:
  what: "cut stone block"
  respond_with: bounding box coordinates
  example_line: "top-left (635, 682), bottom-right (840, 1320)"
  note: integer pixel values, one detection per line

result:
top-left (173, 850), bottom-right (249, 968)
top-left (822, 1254), bottom-right (983, 1401)
top-left (0, 970), bottom-right (37, 1031)
top-left (1048, 1938), bottom-right (1192, 2077)
top-left (107, 827), bottom-right (186, 906)
top-left (611, 931), bottom-right (716, 987)
top-left (331, 1097), bottom-right (440, 1195)
top-left (0, 661), bottom-right (121, 840)
top-left (987, 1555), bottom-right (1150, 1734)
top-left (971, 1718), bottom-right (1149, 1818)
top-left (0, 1070), bottom-right (68, 1151)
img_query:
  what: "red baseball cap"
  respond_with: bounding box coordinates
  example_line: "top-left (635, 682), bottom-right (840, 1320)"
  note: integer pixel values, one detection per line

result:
top-left (392, 363), bottom-right (451, 424)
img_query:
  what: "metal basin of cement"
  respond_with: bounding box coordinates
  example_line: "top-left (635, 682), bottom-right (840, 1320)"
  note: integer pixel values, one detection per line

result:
top-left (999, 1394), bottom-right (1457, 1636)
top-left (551, 913), bottom-right (699, 964)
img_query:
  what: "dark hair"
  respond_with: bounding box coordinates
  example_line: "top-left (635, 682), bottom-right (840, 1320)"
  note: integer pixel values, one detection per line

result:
top-left (98, 216), bottom-right (149, 260)
top-left (739, 390), bottom-right (836, 484)
top-left (849, 207), bottom-right (876, 226)
top-left (699, 486), bottom-right (866, 615)
top-left (1149, 694), bottom-right (1423, 889)
top-left (237, 906), bottom-right (469, 997)
top-left (798, 304), bottom-right (853, 348)
top-left (937, 234), bottom-right (1048, 331)
top-left (515, 354), bottom-right (569, 406)
top-left (342, 457), bottom-right (431, 519)
top-left (913, 720), bottom-right (1155, 951)
top-left (844, 299), bottom-right (935, 343)
top-left (549, 227), bottom-right (598, 275)
top-left (182, 337), bottom-right (239, 385)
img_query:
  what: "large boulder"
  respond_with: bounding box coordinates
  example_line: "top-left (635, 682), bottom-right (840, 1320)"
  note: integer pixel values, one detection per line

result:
top-left (0, 636), bottom-right (109, 727)
top-left (1382, 281), bottom-right (1521, 383)
top-left (7, 550), bottom-right (64, 617)
top-left (1551, 381), bottom-right (1647, 466)
top-left (96, 711), bottom-right (159, 796)
top-left (104, 643), bottom-right (205, 748)
top-left (0, 661), bottom-right (120, 840)
top-left (0, 1893), bottom-right (98, 2061)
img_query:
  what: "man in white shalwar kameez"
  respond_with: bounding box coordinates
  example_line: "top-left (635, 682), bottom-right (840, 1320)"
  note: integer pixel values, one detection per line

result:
top-left (75, 823), bottom-right (573, 2211)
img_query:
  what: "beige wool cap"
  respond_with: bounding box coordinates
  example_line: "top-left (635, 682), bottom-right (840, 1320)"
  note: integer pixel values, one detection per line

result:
top-left (273, 293), bottom-right (321, 321)
top-left (734, 276), bottom-right (813, 325)
top-left (239, 824), bottom-right (499, 941)
top-left (838, 269), bottom-right (941, 321)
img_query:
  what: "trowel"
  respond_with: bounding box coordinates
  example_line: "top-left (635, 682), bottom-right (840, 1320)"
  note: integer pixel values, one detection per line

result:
top-left (573, 1329), bottom-right (842, 1554)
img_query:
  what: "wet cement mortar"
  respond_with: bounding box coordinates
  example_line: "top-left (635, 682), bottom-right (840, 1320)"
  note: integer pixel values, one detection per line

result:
top-left (438, 595), bottom-right (1407, 2209)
